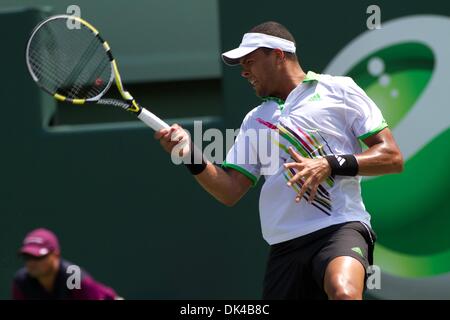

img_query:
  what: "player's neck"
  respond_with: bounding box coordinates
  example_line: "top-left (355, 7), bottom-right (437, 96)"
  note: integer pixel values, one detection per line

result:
top-left (38, 273), bottom-right (57, 292)
top-left (38, 263), bottom-right (60, 292)
top-left (275, 64), bottom-right (306, 101)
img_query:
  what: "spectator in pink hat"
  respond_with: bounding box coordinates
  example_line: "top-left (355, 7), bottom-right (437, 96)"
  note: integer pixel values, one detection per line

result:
top-left (12, 228), bottom-right (120, 300)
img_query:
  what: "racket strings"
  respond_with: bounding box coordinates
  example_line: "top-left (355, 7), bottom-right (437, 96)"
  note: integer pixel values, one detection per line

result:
top-left (28, 25), bottom-right (88, 93)
top-left (79, 49), bottom-right (111, 98)
top-left (56, 26), bottom-right (111, 99)
top-left (27, 17), bottom-right (112, 100)
top-left (29, 50), bottom-right (85, 95)
top-left (29, 51), bottom-right (89, 99)
top-left (29, 41), bottom-right (73, 85)
top-left (58, 36), bottom-right (104, 98)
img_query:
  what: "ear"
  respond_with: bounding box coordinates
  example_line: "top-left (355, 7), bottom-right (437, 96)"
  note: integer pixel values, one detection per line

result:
top-left (273, 48), bottom-right (286, 64)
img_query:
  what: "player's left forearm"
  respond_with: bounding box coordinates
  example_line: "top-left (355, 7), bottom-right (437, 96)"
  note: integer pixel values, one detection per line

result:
top-left (351, 127), bottom-right (403, 176)
top-left (355, 142), bottom-right (403, 176)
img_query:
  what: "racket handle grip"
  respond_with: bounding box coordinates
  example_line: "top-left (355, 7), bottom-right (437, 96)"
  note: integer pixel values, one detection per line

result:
top-left (138, 108), bottom-right (170, 131)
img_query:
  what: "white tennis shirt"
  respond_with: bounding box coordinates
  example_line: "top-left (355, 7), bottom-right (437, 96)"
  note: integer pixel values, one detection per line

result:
top-left (223, 71), bottom-right (387, 245)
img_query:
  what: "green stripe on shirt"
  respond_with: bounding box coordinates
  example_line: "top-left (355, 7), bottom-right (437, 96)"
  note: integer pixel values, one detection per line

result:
top-left (358, 119), bottom-right (388, 140)
top-left (222, 161), bottom-right (259, 187)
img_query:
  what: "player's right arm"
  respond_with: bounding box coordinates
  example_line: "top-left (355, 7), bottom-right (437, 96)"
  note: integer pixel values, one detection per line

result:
top-left (193, 162), bottom-right (253, 207)
top-left (154, 124), bottom-right (252, 207)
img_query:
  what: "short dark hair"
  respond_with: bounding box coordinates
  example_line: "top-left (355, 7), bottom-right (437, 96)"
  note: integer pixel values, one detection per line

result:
top-left (249, 21), bottom-right (297, 61)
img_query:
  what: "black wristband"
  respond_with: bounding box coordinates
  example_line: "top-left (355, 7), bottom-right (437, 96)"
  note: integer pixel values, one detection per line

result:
top-left (324, 154), bottom-right (359, 176)
top-left (184, 144), bottom-right (207, 175)
top-left (184, 161), bottom-right (207, 175)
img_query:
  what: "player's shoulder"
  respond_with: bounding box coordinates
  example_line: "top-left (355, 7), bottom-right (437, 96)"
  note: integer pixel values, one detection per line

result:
top-left (242, 100), bottom-right (279, 124)
top-left (60, 258), bottom-right (91, 279)
top-left (317, 73), bottom-right (359, 90)
top-left (316, 73), bottom-right (367, 100)
top-left (13, 267), bottom-right (31, 287)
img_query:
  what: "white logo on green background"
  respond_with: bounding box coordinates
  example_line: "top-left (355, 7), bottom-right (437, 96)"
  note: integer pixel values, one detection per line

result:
top-left (325, 15), bottom-right (450, 298)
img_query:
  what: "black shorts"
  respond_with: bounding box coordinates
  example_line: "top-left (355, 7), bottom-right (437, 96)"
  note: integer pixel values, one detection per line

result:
top-left (262, 221), bottom-right (376, 300)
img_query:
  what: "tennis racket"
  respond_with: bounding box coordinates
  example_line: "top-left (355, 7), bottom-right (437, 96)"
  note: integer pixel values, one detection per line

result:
top-left (25, 14), bottom-right (172, 132)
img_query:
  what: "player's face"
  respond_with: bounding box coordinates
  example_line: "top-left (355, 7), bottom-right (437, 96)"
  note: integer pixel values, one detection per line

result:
top-left (240, 49), bottom-right (278, 97)
top-left (24, 252), bottom-right (58, 278)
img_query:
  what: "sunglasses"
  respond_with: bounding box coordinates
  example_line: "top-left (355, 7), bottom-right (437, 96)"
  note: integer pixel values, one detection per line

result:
top-left (21, 253), bottom-right (49, 261)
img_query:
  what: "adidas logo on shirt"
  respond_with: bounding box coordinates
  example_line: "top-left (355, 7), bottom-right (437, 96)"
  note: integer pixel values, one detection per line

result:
top-left (308, 93), bottom-right (321, 101)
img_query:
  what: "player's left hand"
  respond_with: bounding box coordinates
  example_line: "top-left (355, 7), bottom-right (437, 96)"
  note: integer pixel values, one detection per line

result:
top-left (284, 147), bottom-right (331, 203)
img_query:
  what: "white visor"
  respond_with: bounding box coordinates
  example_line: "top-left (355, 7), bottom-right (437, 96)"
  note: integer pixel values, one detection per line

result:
top-left (221, 32), bottom-right (296, 66)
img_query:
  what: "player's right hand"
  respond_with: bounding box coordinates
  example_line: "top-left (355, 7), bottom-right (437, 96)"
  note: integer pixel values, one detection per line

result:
top-left (154, 124), bottom-right (190, 157)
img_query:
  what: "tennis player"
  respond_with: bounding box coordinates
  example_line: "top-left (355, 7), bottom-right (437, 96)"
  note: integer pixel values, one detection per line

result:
top-left (12, 228), bottom-right (119, 300)
top-left (154, 21), bottom-right (403, 300)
